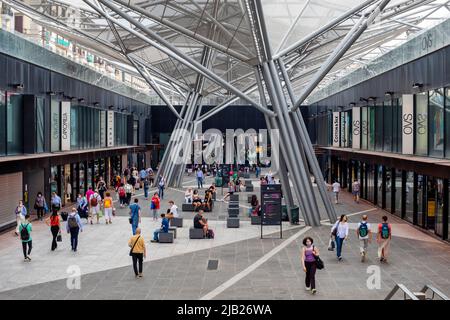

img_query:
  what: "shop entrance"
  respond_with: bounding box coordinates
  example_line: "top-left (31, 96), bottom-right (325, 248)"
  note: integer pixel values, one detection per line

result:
top-left (425, 177), bottom-right (444, 236)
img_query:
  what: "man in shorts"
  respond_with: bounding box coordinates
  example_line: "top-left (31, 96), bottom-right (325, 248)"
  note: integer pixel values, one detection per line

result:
top-left (352, 179), bottom-right (360, 203)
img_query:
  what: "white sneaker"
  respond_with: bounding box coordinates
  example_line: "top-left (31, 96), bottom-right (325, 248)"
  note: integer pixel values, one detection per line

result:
top-left (305, 286), bottom-right (311, 291)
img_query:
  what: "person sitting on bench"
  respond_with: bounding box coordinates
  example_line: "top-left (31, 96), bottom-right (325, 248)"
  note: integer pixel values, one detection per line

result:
top-left (222, 181), bottom-right (235, 202)
top-left (192, 194), bottom-right (203, 210)
top-left (165, 200), bottom-right (179, 219)
top-left (203, 189), bottom-right (213, 211)
top-left (151, 213), bottom-right (169, 243)
top-left (193, 210), bottom-right (208, 238)
top-left (184, 188), bottom-right (193, 204)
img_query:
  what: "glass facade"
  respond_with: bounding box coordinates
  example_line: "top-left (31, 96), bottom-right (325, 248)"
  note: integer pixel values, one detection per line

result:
top-left (115, 113), bottom-right (127, 146)
top-left (375, 102), bottom-right (383, 151)
top-left (0, 91), bottom-right (5, 155)
top-left (36, 97), bottom-right (45, 153)
top-left (6, 93), bottom-right (23, 155)
top-left (428, 89), bottom-right (444, 157)
top-left (405, 171), bottom-right (414, 223)
top-left (383, 100), bottom-right (392, 152)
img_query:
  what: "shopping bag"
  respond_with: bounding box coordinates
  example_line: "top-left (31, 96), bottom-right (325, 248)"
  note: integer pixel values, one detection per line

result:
top-left (56, 231), bottom-right (62, 242)
top-left (328, 237), bottom-right (335, 251)
top-left (98, 209), bottom-right (104, 218)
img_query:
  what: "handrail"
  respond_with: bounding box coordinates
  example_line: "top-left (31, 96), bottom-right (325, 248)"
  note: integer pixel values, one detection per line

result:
top-left (385, 284), bottom-right (419, 300)
top-left (420, 285), bottom-right (449, 300)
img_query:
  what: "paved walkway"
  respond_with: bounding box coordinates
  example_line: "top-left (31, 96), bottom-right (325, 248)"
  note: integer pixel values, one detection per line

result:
top-left (0, 172), bottom-right (449, 300)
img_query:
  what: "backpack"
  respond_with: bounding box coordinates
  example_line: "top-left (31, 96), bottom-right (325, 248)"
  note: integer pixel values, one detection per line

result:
top-left (206, 229), bottom-right (215, 239)
top-left (68, 216), bottom-right (78, 229)
top-left (20, 224), bottom-right (30, 241)
top-left (359, 222), bottom-right (368, 238)
top-left (90, 195), bottom-right (98, 207)
top-left (381, 223), bottom-right (390, 239)
top-left (104, 198), bottom-right (111, 208)
top-left (119, 187), bottom-right (126, 197)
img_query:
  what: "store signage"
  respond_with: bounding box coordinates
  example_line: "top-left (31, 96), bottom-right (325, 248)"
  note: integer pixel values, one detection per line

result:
top-left (261, 184), bottom-right (282, 226)
top-left (402, 94), bottom-right (414, 155)
top-left (332, 112), bottom-right (340, 147)
top-left (61, 101), bottom-right (71, 151)
top-left (352, 107), bottom-right (361, 149)
top-left (107, 111), bottom-right (114, 147)
top-left (100, 111), bottom-right (106, 147)
top-left (340, 112), bottom-right (346, 146)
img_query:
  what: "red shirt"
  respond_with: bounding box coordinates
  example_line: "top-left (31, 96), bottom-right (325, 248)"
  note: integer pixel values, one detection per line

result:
top-left (151, 196), bottom-right (160, 209)
top-left (50, 215), bottom-right (60, 227)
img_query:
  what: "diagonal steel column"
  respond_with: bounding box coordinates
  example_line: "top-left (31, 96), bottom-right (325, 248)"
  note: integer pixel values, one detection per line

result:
top-left (290, 0), bottom-right (391, 112)
top-left (278, 58), bottom-right (337, 222)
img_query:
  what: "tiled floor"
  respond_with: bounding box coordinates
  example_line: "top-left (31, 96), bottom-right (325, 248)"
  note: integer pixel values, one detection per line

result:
top-left (0, 172), bottom-right (449, 300)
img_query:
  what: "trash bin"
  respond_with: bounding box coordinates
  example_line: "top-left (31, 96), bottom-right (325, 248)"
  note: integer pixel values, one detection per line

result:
top-left (281, 205), bottom-right (300, 224)
top-left (215, 176), bottom-right (223, 187)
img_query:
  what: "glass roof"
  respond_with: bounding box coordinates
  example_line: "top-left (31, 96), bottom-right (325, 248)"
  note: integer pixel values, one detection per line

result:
top-left (3, 0), bottom-right (450, 105)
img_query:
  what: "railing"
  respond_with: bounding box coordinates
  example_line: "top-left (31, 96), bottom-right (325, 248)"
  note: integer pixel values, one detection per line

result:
top-left (385, 283), bottom-right (449, 300)
top-left (420, 285), bottom-right (449, 300)
top-left (385, 284), bottom-right (419, 300)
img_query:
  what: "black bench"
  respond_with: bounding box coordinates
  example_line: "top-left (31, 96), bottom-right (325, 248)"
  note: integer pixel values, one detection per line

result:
top-left (189, 228), bottom-right (204, 239)
top-left (227, 217), bottom-right (240, 228)
top-left (159, 232), bottom-right (174, 243)
top-left (168, 226), bottom-right (177, 238)
top-left (228, 207), bottom-right (239, 217)
top-left (170, 217), bottom-right (183, 228)
top-left (182, 203), bottom-right (213, 212)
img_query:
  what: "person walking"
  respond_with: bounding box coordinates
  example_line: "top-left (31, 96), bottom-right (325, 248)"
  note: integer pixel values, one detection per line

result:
top-left (332, 180), bottom-right (341, 204)
top-left (128, 227), bottom-right (146, 278)
top-left (129, 198), bottom-right (141, 235)
top-left (150, 193), bottom-right (160, 221)
top-left (352, 179), bottom-right (360, 203)
top-left (66, 208), bottom-right (83, 252)
top-left (103, 192), bottom-right (114, 224)
top-left (124, 182), bottom-right (133, 206)
top-left (118, 183), bottom-right (126, 208)
top-left (51, 192), bottom-right (62, 215)
top-left (19, 214), bottom-right (33, 262)
top-left (377, 215), bottom-right (392, 263)
top-left (45, 209), bottom-right (61, 251)
top-left (34, 192), bottom-right (47, 221)
top-left (301, 237), bottom-right (319, 294)
top-left (196, 168), bottom-right (204, 189)
top-left (143, 178), bottom-right (150, 200)
top-left (96, 177), bottom-right (107, 200)
top-left (15, 200), bottom-right (28, 236)
top-left (357, 215), bottom-right (372, 262)
top-left (158, 175), bottom-right (165, 199)
top-left (89, 190), bottom-right (102, 225)
top-left (331, 214), bottom-right (349, 261)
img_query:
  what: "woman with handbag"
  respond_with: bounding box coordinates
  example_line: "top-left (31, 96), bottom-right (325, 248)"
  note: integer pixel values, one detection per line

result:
top-left (301, 237), bottom-right (320, 294)
top-left (331, 214), bottom-right (349, 261)
top-left (45, 209), bottom-right (61, 251)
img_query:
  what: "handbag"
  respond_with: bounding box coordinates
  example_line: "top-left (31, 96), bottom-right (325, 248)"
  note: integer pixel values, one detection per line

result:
top-left (331, 221), bottom-right (340, 237)
top-left (129, 235), bottom-right (140, 256)
top-left (328, 237), bottom-right (335, 251)
top-left (56, 231), bottom-right (62, 242)
top-left (313, 246), bottom-right (324, 270)
top-left (129, 217), bottom-right (133, 224)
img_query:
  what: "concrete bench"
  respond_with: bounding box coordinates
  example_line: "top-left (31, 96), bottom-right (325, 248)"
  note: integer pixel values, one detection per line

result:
top-left (159, 232), bottom-right (174, 243)
top-left (182, 203), bottom-right (213, 212)
top-left (170, 217), bottom-right (183, 228)
top-left (230, 194), bottom-right (239, 202)
top-left (228, 207), bottom-right (239, 217)
top-left (228, 201), bottom-right (239, 209)
top-left (227, 217), bottom-right (240, 228)
top-left (168, 226), bottom-right (177, 239)
top-left (243, 173), bottom-right (250, 179)
top-left (189, 228), bottom-right (204, 239)
top-left (251, 215), bottom-right (261, 225)
top-left (246, 186), bottom-right (254, 192)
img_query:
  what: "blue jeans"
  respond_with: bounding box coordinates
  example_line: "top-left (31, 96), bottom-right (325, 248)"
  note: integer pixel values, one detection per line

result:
top-left (132, 223), bottom-right (139, 235)
top-left (197, 177), bottom-right (203, 188)
top-left (70, 227), bottom-right (79, 250)
top-left (159, 186), bottom-right (164, 199)
top-left (144, 187), bottom-right (149, 199)
top-left (336, 236), bottom-right (345, 258)
top-left (153, 229), bottom-right (164, 241)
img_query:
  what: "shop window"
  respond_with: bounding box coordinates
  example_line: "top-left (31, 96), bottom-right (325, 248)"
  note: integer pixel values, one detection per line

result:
top-left (70, 105), bottom-right (79, 150)
top-left (393, 169), bottom-right (402, 217)
top-left (393, 98), bottom-right (402, 153)
top-left (385, 167), bottom-right (392, 212)
top-left (415, 93), bottom-right (428, 156)
top-left (383, 100), bottom-right (393, 152)
top-left (377, 165), bottom-right (383, 208)
top-left (6, 93), bottom-right (23, 155)
top-left (444, 88), bottom-right (450, 158)
top-left (405, 172), bottom-right (414, 223)
top-left (368, 105), bottom-right (375, 151)
top-left (428, 89), bottom-right (444, 157)
top-left (375, 102), bottom-right (383, 151)
top-left (417, 175), bottom-right (425, 227)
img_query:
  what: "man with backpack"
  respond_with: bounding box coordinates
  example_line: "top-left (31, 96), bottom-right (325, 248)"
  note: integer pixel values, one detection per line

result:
top-left (89, 191), bottom-right (102, 225)
top-left (377, 215), bottom-right (392, 263)
top-left (19, 214), bottom-right (32, 261)
top-left (118, 183), bottom-right (126, 208)
top-left (356, 215), bottom-right (372, 262)
top-left (66, 208), bottom-right (83, 252)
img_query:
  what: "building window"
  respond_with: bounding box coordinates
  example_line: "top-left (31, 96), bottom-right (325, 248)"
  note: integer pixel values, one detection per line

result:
top-left (428, 89), bottom-right (444, 157)
top-left (405, 171), bottom-right (414, 223)
top-left (50, 99), bottom-right (60, 152)
top-left (6, 93), bottom-right (23, 155)
top-left (70, 105), bottom-right (79, 150)
top-left (0, 91), bottom-right (6, 155)
top-left (444, 88), bottom-right (450, 158)
top-left (415, 93), bottom-right (428, 156)
top-left (368, 105), bottom-right (375, 151)
top-left (375, 102), bottom-right (383, 151)
top-left (36, 97), bottom-right (45, 153)
top-left (133, 120), bottom-right (139, 145)
top-left (383, 99), bottom-right (393, 152)
top-left (393, 98), bottom-right (402, 153)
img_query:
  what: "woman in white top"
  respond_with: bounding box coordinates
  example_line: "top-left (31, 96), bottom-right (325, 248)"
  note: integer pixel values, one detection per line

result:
top-left (331, 214), bottom-right (349, 261)
top-left (185, 188), bottom-right (193, 203)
